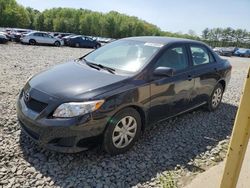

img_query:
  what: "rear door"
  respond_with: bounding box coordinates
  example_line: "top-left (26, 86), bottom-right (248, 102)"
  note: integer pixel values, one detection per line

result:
top-left (149, 44), bottom-right (195, 123)
top-left (33, 33), bottom-right (43, 43)
top-left (81, 37), bottom-right (89, 47)
top-left (188, 44), bottom-right (221, 105)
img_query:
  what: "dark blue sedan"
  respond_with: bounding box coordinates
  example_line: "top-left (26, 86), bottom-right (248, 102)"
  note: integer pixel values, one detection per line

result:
top-left (68, 36), bottom-right (101, 49)
top-left (17, 37), bottom-right (231, 155)
top-left (234, 48), bottom-right (250, 57)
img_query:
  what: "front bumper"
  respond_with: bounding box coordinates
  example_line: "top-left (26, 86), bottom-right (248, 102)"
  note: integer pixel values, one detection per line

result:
top-left (17, 89), bottom-right (108, 153)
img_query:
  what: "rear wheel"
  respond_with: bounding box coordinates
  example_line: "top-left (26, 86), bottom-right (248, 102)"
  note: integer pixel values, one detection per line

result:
top-left (29, 39), bottom-right (36, 45)
top-left (103, 108), bottom-right (141, 155)
top-left (54, 41), bottom-right (60, 47)
top-left (75, 43), bottom-right (80, 47)
top-left (206, 83), bottom-right (224, 111)
top-left (94, 44), bottom-right (101, 49)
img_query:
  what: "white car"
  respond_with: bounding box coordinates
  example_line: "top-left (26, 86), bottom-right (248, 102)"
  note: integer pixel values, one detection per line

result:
top-left (21, 32), bottom-right (64, 47)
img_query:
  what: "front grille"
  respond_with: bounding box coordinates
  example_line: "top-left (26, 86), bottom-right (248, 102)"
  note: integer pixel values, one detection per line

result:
top-left (24, 97), bottom-right (48, 113)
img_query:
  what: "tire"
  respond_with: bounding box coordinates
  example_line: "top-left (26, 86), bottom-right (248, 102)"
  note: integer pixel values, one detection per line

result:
top-left (94, 44), bottom-right (101, 49)
top-left (54, 41), bottom-right (60, 47)
top-left (206, 83), bottom-right (224, 111)
top-left (29, 39), bottom-right (36, 45)
top-left (103, 108), bottom-right (142, 155)
top-left (75, 43), bottom-right (80, 47)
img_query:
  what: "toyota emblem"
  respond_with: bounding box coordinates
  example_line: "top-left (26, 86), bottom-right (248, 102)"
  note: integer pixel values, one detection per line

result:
top-left (24, 92), bottom-right (30, 102)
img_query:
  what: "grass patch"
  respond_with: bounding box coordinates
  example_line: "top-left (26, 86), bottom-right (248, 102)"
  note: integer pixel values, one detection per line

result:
top-left (159, 172), bottom-right (177, 188)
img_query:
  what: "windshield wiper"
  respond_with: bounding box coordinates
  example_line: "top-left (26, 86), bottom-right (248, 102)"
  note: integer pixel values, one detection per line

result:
top-left (82, 58), bottom-right (116, 74)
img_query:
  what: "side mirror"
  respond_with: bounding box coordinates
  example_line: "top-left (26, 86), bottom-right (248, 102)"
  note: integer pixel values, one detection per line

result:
top-left (153, 67), bottom-right (174, 77)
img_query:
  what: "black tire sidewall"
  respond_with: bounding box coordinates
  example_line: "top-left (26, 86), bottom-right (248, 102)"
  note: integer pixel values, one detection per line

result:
top-left (55, 41), bottom-right (60, 47)
top-left (95, 44), bottom-right (101, 49)
top-left (29, 39), bottom-right (36, 45)
top-left (207, 83), bottom-right (224, 111)
top-left (103, 108), bottom-right (141, 155)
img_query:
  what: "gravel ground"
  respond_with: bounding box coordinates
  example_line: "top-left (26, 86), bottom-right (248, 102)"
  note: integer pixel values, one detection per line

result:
top-left (0, 43), bottom-right (250, 188)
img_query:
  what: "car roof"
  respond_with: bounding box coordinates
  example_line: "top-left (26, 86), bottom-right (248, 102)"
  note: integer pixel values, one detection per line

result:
top-left (71, 35), bottom-right (82, 38)
top-left (30, 31), bottom-right (47, 34)
top-left (124, 36), bottom-right (202, 46)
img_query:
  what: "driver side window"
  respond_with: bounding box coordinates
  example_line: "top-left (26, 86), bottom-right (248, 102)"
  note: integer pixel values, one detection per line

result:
top-left (155, 46), bottom-right (188, 71)
top-left (42, 33), bottom-right (49, 38)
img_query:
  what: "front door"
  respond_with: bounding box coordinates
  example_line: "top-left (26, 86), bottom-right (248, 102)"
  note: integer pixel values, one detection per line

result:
top-left (42, 33), bottom-right (54, 44)
top-left (149, 45), bottom-right (194, 123)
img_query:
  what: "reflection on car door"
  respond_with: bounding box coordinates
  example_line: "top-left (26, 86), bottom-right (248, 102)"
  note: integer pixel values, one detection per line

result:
top-left (43, 34), bottom-right (54, 44)
top-left (80, 37), bottom-right (88, 47)
top-left (149, 45), bottom-right (195, 123)
top-left (188, 44), bottom-right (220, 105)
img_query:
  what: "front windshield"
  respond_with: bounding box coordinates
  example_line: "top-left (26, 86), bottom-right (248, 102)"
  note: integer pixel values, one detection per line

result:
top-left (84, 39), bottom-right (162, 73)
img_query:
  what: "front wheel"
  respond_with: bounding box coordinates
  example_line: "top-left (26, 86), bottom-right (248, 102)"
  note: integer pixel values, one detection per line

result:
top-left (206, 83), bottom-right (224, 111)
top-left (94, 44), bottom-right (101, 49)
top-left (29, 39), bottom-right (36, 45)
top-left (75, 43), bottom-right (80, 47)
top-left (54, 41), bottom-right (60, 47)
top-left (103, 108), bottom-right (141, 155)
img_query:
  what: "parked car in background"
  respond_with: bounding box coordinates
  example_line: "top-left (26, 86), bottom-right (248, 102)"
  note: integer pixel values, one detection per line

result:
top-left (8, 28), bottom-right (31, 42)
top-left (21, 32), bottom-right (64, 46)
top-left (56, 33), bottom-right (73, 39)
top-left (50, 32), bottom-right (73, 39)
top-left (220, 48), bottom-right (233, 56)
top-left (68, 36), bottom-right (101, 48)
top-left (96, 37), bottom-right (115, 43)
top-left (213, 47), bottom-right (239, 57)
top-left (62, 34), bottom-right (76, 46)
top-left (0, 34), bottom-right (8, 44)
top-left (213, 47), bottom-right (222, 55)
top-left (0, 31), bottom-right (10, 40)
top-left (17, 36), bottom-right (231, 155)
top-left (234, 48), bottom-right (250, 57)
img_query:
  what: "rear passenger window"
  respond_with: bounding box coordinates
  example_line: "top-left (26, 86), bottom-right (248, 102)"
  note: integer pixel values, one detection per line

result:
top-left (190, 46), bottom-right (210, 66)
top-left (155, 46), bottom-right (188, 71)
top-left (34, 33), bottom-right (42, 37)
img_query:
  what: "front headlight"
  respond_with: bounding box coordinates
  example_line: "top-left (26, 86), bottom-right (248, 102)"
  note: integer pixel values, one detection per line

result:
top-left (53, 100), bottom-right (104, 118)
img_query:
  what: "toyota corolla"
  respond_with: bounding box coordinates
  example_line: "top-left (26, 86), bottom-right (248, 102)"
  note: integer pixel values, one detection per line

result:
top-left (17, 37), bottom-right (231, 155)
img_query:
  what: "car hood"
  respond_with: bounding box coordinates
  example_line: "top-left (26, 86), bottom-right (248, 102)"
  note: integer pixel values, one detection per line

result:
top-left (28, 61), bottom-right (129, 100)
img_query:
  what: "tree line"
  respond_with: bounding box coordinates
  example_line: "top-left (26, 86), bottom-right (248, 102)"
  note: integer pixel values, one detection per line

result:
top-left (0, 0), bottom-right (163, 38)
top-left (202, 28), bottom-right (250, 48)
top-left (0, 0), bottom-right (250, 48)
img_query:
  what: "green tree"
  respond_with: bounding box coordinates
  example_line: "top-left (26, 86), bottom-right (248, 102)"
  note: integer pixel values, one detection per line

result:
top-left (0, 0), bottom-right (30, 28)
top-left (1, 0), bottom-right (250, 48)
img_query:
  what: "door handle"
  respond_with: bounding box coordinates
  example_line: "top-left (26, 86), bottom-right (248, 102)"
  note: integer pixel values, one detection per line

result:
top-left (214, 68), bottom-right (218, 72)
top-left (188, 75), bottom-right (193, 81)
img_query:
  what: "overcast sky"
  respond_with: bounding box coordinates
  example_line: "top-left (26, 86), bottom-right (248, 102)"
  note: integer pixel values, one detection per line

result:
top-left (16, 0), bottom-right (250, 35)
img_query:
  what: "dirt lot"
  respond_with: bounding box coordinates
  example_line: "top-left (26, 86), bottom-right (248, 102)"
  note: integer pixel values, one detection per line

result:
top-left (0, 43), bottom-right (250, 188)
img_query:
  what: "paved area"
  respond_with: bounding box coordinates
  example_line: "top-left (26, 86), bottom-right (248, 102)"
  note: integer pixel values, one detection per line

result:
top-left (185, 131), bottom-right (250, 187)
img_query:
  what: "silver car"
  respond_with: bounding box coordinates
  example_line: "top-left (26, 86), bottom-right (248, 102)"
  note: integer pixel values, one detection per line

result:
top-left (21, 32), bottom-right (64, 47)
